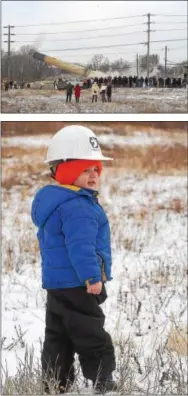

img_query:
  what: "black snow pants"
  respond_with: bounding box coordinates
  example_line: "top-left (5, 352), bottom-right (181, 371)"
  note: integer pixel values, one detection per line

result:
top-left (42, 286), bottom-right (116, 389)
top-left (66, 93), bottom-right (72, 102)
top-left (92, 94), bottom-right (98, 102)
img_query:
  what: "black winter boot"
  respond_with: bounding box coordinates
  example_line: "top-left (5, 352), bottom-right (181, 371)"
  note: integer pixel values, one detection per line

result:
top-left (44, 380), bottom-right (73, 394)
top-left (93, 373), bottom-right (118, 394)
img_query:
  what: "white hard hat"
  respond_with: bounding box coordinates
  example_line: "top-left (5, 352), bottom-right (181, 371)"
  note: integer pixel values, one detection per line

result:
top-left (45, 125), bottom-right (113, 163)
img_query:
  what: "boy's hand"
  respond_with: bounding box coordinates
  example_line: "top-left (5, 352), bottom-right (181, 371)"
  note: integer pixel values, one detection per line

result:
top-left (87, 281), bottom-right (102, 295)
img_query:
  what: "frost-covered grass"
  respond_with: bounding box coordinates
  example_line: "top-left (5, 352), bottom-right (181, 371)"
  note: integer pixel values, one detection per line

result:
top-left (1, 87), bottom-right (187, 113)
top-left (1, 127), bottom-right (187, 395)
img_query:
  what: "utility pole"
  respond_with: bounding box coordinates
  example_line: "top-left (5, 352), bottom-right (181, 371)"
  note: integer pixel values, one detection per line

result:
top-left (163, 45), bottom-right (169, 86)
top-left (136, 54), bottom-right (139, 78)
top-left (164, 45), bottom-right (168, 79)
top-left (3, 25), bottom-right (15, 81)
top-left (146, 13), bottom-right (151, 80)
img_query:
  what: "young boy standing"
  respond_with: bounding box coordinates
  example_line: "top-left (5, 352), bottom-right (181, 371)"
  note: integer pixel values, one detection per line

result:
top-left (31, 125), bottom-right (117, 394)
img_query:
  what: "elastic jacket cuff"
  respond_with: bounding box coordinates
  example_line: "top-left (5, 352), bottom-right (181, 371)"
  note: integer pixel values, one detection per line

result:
top-left (85, 276), bottom-right (102, 286)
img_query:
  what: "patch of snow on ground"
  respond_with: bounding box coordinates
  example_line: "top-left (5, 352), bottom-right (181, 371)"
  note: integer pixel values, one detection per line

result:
top-left (2, 129), bottom-right (187, 149)
top-left (2, 87), bottom-right (187, 113)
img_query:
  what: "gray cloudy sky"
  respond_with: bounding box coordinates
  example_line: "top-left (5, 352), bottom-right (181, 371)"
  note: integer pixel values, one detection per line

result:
top-left (2, 1), bottom-right (187, 67)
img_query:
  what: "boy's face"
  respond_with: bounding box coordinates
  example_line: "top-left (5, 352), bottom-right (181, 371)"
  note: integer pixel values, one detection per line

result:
top-left (73, 166), bottom-right (100, 190)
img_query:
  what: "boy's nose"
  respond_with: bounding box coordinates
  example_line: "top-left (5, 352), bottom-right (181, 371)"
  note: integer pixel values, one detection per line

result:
top-left (89, 169), bottom-right (97, 178)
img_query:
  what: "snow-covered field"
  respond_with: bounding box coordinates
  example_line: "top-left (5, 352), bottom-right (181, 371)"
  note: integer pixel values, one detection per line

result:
top-left (1, 87), bottom-right (187, 113)
top-left (2, 126), bottom-right (187, 395)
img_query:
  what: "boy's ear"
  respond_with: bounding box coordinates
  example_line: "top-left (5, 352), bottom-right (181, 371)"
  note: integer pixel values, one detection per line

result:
top-left (49, 160), bottom-right (65, 177)
top-left (50, 165), bottom-right (56, 177)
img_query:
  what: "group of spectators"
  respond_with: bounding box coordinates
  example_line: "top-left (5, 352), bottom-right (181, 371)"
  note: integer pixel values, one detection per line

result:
top-left (91, 81), bottom-right (112, 103)
top-left (63, 73), bottom-right (187, 103)
top-left (3, 73), bottom-right (187, 98)
top-left (85, 74), bottom-right (187, 89)
top-left (3, 80), bottom-right (29, 91)
top-left (65, 79), bottom-right (113, 104)
top-left (61, 72), bottom-right (188, 104)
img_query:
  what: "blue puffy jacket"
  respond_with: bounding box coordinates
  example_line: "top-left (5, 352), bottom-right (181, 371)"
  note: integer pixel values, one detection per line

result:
top-left (31, 184), bottom-right (112, 289)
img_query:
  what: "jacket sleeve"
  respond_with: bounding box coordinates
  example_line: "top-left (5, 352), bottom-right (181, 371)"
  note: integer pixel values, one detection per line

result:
top-left (59, 202), bottom-right (102, 284)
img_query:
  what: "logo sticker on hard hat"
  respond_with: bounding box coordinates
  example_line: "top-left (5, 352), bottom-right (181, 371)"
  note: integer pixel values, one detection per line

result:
top-left (89, 137), bottom-right (99, 149)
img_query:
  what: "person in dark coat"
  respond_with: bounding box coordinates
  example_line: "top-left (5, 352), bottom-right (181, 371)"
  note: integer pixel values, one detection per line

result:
top-left (87, 78), bottom-right (91, 88)
top-left (140, 76), bottom-right (144, 87)
top-left (128, 76), bottom-right (133, 88)
top-left (165, 77), bottom-right (171, 88)
top-left (106, 81), bottom-right (112, 102)
top-left (31, 126), bottom-right (117, 395)
top-left (66, 82), bottom-right (73, 102)
top-left (4, 81), bottom-right (9, 91)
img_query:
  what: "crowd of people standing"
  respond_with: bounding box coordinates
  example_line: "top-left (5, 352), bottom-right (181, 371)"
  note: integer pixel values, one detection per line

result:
top-left (86, 74), bottom-right (187, 89)
top-left (63, 73), bottom-right (187, 104)
top-left (3, 73), bottom-right (187, 106)
top-left (64, 78), bottom-right (113, 104)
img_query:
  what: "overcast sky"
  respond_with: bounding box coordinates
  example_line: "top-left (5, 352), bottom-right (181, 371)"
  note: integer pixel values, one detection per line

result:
top-left (2, 1), bottom-right (187, 67)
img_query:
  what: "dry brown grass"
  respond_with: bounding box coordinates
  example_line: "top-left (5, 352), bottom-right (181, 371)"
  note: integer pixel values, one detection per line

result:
top-left (157, 198), bottom-right (185, 213)
top-left (2, 146), bottom-right (47, 189)
top-left (102, 143), bottom-right (187, 174)
top-left (166, 325), bottom-right (188, 356)
top-left (2, 121), bottom-right (187, 136)
top-left (2, 141), bottom-right (187, 189)
top-left (2, 89), bottom-right (63, 97)
top-left (2, 145), bottom-right (46, 159)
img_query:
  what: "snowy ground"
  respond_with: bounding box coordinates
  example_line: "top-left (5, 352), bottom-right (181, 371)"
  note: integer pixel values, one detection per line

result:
top-left (2, 128), bottom-right (187, 395)
top-left (2, 129), bottom-right (187, 149)
top-left (1, 87), bottom-right (187, 113)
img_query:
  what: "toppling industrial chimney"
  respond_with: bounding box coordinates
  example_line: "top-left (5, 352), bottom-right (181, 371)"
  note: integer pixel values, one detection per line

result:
top-left (33, 51), bottom-right (89, 77)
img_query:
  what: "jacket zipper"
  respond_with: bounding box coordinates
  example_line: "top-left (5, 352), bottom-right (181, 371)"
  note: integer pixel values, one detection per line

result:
top-left (97, 253), bottom-right (107, 281)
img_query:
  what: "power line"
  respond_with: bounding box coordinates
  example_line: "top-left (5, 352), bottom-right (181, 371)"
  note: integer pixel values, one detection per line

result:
top-left (154, 28), bottom-right (187, 32)
top-left (15, 22), bottom-right (146, 36)
top-left (14, 30), bottom-right (147, 43)
top-left (14, 27), bottom-right (187, 43)
top-left (33, 42), bottom-right (145, 52)
top-left (168, 46), bottom-right (187, 50)
top-left (152, 21), bottom-right (187, 24)
top-left (167, 62), bottom-right (186, 67)
top-left (154, 14), bottom-right (187, 17)
top-left (13, 20), bottom-right (187, 31)
top-left (144, 38), bottom-right (187, 44)
top-left (15, 14), bottom-right (145, 28)
top-left (37, 38), bottom-right (187, 53)
top-left (37, 49), bottom-right (148, 58)
top-left (14, 21), bottom-right (186, 37)
top-left (167, 59), bottom-right (187, 64)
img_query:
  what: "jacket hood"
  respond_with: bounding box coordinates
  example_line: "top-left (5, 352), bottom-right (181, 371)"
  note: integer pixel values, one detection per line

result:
top-left (31, 184), bottom-right (98, 228)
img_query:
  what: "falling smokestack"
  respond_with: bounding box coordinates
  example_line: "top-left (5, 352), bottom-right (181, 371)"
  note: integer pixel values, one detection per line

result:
top-left (33, 51), bottom-right (89, 77)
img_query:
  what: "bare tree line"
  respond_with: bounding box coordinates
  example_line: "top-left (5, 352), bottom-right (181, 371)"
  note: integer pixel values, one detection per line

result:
top-left (1, 46), bottom-right (62, 82)
top-left (1, 45), bottom-right (187, 82)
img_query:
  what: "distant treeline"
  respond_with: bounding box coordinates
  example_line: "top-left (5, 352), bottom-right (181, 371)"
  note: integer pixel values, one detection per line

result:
top-left (2, 45), bottom-right (187, 82)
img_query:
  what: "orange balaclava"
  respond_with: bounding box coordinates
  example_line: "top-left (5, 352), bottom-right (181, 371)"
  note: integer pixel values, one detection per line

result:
top-left (54, 159), bottom-right (102, 185)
